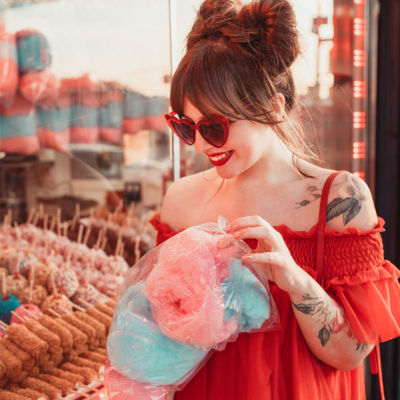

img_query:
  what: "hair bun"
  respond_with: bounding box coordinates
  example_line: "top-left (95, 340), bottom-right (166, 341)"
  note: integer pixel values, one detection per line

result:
top-left (238, 0), bottom-right (300, 72)
top-left (187, 0), bottom-right (241, 50)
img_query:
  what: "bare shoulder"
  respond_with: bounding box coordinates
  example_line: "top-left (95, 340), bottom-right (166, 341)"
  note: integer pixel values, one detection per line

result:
top-left (326, 171), bottom-right (378, 232)
top-left (160, 168), bottom-right (220, 231)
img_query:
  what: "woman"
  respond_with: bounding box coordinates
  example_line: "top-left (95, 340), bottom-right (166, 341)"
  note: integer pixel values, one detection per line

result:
top-left (150, 0), bottom-right (400, 399)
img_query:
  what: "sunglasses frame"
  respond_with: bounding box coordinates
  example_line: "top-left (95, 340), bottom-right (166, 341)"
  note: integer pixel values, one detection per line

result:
top-left (165, 111), bottom-right (230, 148)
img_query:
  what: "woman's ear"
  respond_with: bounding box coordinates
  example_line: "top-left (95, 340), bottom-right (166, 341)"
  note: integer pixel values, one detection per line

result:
top-left (271, 93), bottom-right (285, 118)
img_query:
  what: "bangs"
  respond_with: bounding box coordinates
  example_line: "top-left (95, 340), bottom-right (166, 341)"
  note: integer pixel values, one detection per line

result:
top-left (170, 44), bottom-right (262, 121)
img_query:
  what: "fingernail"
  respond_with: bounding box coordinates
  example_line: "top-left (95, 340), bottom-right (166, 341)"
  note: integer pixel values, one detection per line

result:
top-left (218, 239), bottom-right (230, 249)
top-left (242, 255), bottom-right (252, 260)
top-left (234, 231), bottom-right (241, 238)
top-left (226, 225), bottom-right (232, 232)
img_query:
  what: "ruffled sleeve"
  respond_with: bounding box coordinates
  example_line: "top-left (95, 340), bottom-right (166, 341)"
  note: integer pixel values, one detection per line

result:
top-left (321, 218), bottom-right (400, 345)
top-left (149, 212), bottom-right (184, 246)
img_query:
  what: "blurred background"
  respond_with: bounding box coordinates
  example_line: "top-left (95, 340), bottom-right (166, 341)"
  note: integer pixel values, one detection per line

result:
top-left (0, 0), bottom-right (398, 398)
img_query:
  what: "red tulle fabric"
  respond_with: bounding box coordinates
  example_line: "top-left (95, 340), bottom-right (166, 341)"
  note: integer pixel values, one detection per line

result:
top-left (150, 213), bottom-right (400, 400)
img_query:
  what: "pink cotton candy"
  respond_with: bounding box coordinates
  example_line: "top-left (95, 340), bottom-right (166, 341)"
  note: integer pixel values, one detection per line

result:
top-left (144, 229), bottom-right (238, 347)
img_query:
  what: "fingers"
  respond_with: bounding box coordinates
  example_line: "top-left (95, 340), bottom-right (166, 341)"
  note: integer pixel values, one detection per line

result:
top-left (242, 251), bottom-right (281, 266)
top-left (228, 215), bottom-right (274, 234)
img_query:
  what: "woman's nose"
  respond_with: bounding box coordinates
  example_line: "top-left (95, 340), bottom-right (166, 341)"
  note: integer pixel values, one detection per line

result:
top-left (194, 129), bottom-right (211, 153)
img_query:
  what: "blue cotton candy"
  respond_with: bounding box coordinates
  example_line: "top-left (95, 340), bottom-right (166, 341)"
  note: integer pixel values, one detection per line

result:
top-left (107, 284), bottom-right (208, 386)
top-left (108, 261), bottom-right (270, 386)
top-left (222, 260), bottom-right (270, 332)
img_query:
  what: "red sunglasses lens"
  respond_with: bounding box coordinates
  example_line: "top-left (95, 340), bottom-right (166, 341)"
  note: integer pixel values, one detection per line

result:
top-left (199, 122), bottom-right (226, 147)
top-left (171, 120), bottom-right (194, 144)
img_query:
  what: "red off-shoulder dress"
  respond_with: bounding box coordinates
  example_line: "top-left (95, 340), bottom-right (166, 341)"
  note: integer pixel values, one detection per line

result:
top-left (149, 173), bottom-right (400, 400)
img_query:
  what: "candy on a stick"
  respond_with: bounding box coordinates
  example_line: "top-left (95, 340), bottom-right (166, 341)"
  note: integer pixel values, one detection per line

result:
top-left (39, 360), bottom-right (54, 374)
top-left (41, 294), bottom-right (72, 316)
top-left (74, 344), bottom-right (89, 356)
top-left (88, 338), bottom-right (99, 351)
top-left (6, 324), bottom-right (48, 360)
top-left (0, 390), bottom-right (31, 400)
top-left (36, 353), bottom-right (50, 368)
top-left (0, 379), bottom-right (7, 390)
top-left (85, 307), bottom-right (112, 332)
top-left (0, 362), bottom-right (5, 380)
top-left (93, 302), bottom-right (113, 317)
top-left (9, 253), bottom-right (37, 277)
top-left (47, 268), bottom-right (78, 298)
top-left (5, 275), bottom-right (27, 299)
top-left (38, 374), bottom-right (74, 397)
top-left (62, 351), bottom-right (78, 363)
top-left (98, 336), bottom-right (107, 348)
top-left (96, 274), bottom-right (123, 296)
top-left (71, 358), bottom-right (103, 374)
top-left (60, 363), bottom-right (98, 385)
top-left (23, 319), bottom-right (60, 353)
top-left (26, 366), bottom-right (39, 378)
top-left (28, 260), bottom-right (58, 287)
top-left (7, 387), bottom-right (49, 400)
top-left (95, 348), bottom-right (107, 356)
top-left (60, 314), bottom-right (95, 344)
top-left (0, 248), bottom-right (17, 270)
top-left (0, 343), bottom-right (23, 379)
top-left (9, 370), bottom-right (28, 383)
top-left (19, 284), bottom-right (47, 308)
top-left (72, 311), bottom-right (106, 338)
top-left (81, 351), bottom-right (107, 365)
top-left (0, 338), bottom-right (35, 371)
top-left (10, 304), bottom-right (42, 325)
top-left (20, 378), bottom-right (61, 400)
top-left (48, 349), bottom-right (63, 367)
top-left (37, 315), bottom-right (73, 353)
top-left (56, 319), bottom-right (87, 349)
top-left (47, 368), bottom-right (83, 387)
top-left (105, 300), bottom-right (115, 309)
top-left (0, 295), bottom-right (20, 325)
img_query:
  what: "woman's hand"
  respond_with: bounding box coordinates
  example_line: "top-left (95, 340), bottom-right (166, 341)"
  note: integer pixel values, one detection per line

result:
top-left (222, 215), bottom-right (309, 294)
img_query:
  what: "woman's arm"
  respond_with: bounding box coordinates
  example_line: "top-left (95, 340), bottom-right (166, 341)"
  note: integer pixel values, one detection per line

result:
top-left (288, 272), bottom-right (372, 371)
top-left (225, 173), bottom-right (378, 371)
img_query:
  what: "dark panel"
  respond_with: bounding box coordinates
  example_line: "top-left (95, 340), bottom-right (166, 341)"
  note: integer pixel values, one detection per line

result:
top-left (373, 0), bottom-right (400, 399)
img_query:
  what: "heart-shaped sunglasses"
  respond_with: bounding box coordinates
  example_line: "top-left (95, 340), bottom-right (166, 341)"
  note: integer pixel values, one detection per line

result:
top-left (165, 112), bottom-right (229, 148)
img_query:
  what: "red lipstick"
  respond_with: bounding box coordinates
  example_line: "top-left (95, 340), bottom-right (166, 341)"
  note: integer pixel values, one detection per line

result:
top-left (209, 151), bottom-right (234, 167)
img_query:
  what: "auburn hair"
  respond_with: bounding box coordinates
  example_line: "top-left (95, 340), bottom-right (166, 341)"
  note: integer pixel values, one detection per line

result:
top-left (170, 0), bottom-right (320, 174)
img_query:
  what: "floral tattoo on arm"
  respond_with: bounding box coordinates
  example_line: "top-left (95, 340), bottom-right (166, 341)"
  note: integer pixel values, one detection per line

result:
top-left (292, 292), bottom-right (368, 352)
top-left (295, 173), bottom-right (374, 226)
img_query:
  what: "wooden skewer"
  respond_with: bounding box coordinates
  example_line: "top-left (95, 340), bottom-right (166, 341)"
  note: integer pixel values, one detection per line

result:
top-left (77, 225), bottom-right (84, 245)
top-left (106, 290), bottom-right (117, 297)
top-left (70, 303), bottom-right (86, 312)
top-left (78, 384), bottom-right (100, 392)
top-left (27, 207), bottom-right (35, 225)
top-left (63, 222), bottom-right (68, 238)
top-left (50, 216), bottom-right (56, 232)
top-left (101, 237), bottom-right (108, 251)
top-left (70, 389), bottom-right (90, 398)
top-left (83, 227), bottom-right (91, 246)
top-left (59, 306), bottom-right (73, 314)
top-left (39, 203), bottom-right (44, 218)
top-left (78, 299), bottom-right (93, 308)
top-left (33, 212), bottom-right (40, 227)
top-left (43, 214), bottom-right (48, 232)
top-left (11, 310), bottom-right (26, 322)
top-left (48, 308), bottom-right (62, 318)
top-left (22, 307), bottom-right (39, 319)
top-left (0, 320), bottom-right (9, 329)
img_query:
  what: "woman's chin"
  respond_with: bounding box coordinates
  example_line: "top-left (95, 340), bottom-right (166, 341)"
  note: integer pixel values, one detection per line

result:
top-left (215, 166), bottom-right (237, 180)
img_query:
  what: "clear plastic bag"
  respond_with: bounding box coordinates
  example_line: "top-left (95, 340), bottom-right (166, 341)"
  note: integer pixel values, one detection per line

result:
top-left (105, 216), bottom-right (280, 400)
